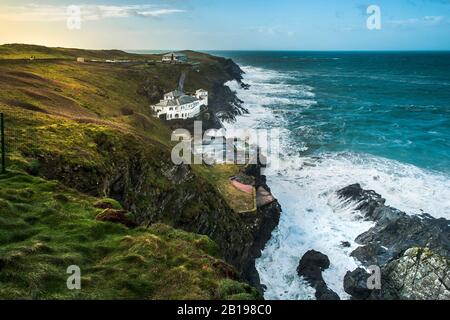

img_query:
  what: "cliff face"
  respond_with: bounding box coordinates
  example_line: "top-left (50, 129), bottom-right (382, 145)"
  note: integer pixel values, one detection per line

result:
top-left (0, 45), bottom-right (279, 294)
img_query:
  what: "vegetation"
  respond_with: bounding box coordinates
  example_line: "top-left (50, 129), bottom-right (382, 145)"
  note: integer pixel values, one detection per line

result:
top-left (0, 171), bottom-right (259, 299)
top-left (194, 164), bottom-right (256, 214)
top-left (0, 44), bottom-right (257, 299)
top-left (0, 43), bottom-right (154, 60)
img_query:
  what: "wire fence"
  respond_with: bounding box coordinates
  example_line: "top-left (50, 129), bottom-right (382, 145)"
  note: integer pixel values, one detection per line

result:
top-left (0, 110), bottom-right (36, 175)
top-left (1, 113), bottom-right (5, 174)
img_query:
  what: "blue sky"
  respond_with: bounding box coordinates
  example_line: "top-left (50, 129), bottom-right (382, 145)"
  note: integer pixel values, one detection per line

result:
top-left (1, 0), bottom-right (449, 50)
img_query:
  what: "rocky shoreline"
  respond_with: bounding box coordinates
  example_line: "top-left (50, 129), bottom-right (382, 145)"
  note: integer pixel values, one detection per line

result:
top-left (142, 55), bottom-right (449, 300)
top-left (335, 184), bottom-right (450, 300)
top-left (292, 183), bottom-right (449, 300)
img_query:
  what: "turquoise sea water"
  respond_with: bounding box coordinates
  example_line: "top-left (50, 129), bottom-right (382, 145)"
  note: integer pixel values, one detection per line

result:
top-left (211, 51), bottom-right (450, 174)
top-left (212, 51), bottom-right (450, 299)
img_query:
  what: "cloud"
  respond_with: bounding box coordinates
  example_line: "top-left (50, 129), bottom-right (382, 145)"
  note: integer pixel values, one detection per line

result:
top-left (0, 4), bottom-right (184, 22)
top-left (388, 15), bottom-right (447, 26)
top-left (423, 15), bottom-right (445, 24)
top-left (249, 25), bottom-right (296, 37)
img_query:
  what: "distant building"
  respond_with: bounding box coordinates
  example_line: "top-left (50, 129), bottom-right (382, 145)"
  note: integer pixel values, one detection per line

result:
top-left (151, 89), bottom-right (208, 120)
top-left (76, 57), bottom-right (85, 63)
top-left (162, 52), bottom-right (188, 64)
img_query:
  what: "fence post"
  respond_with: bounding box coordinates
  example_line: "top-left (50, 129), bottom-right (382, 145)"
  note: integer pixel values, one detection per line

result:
top-left (1, 113), bottom-right (5, 174)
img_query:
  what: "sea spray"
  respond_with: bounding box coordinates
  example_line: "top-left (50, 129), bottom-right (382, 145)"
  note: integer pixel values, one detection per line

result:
top-left (223, 63), bottom-right (450, 300)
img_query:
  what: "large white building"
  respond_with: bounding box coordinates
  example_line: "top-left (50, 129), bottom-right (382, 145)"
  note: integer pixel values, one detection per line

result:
top-left (161, 52), bottom-right (188, 64)
top-left (151, 89), bottom-right (208, 120)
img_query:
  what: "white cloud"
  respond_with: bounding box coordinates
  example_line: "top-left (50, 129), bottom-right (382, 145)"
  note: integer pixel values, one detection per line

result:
top-left (423, 15), bottom-right (445, 24)
top-left (249, 25), bottom-right (296, 37)
top-left (388, 15), bottom-right (446, 27)
top-left (0, 4), bottom-right (184, 22)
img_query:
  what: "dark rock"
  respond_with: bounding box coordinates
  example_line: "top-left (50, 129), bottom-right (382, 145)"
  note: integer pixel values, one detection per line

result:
top-left (241, 83), bottom-right (250, 90)
top-left (53, 194), bottom-right (69, 203)
top-left (350, 244), bottom-right (388, 266)
top-left (337, 184), bottom-right (450, 300)
top-left (96, 209), bottom-right (137, 228)
top-left (336, 184), bottom-right (385, 219)
top-left (297, 250), bottom-right (340, 300)
top-left (337, 184), bottom-right (450, 263)
top-left (297, 250), bottom-right (330, 282)
top-left (316, 284), bottom-right (341, 300)
top-left (341, 241), bottom-right (351, 248)
top-left (344, 268), bottom-right (372, 300)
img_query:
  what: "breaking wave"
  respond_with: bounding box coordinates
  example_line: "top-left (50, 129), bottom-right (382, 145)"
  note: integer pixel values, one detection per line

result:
top-left (224, 65), bottom-right (450, 300)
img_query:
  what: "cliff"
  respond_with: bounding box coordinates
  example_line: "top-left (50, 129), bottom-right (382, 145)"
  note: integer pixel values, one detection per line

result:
top-left (0, 44), bottom-right (278, 299)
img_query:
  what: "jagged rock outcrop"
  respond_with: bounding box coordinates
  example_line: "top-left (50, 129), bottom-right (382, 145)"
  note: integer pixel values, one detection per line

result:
top-left (343, 268), bottom-right (373, 300)
top-left (337, 184), bottom-right (450, 300)
top-left (297, 250), bottom-right (340, 300)
top-left (381, 247), bottom-right (450, 300)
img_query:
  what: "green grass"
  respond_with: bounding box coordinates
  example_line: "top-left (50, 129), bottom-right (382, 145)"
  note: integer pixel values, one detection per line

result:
top-left (0, 44), bottom-right (259, 300)
top-left (0, 44), bottom-right (155, 61)
top-left (0, 171), bottom-right (260, 300)
top-left (193, 164), bottom-right (256, 213)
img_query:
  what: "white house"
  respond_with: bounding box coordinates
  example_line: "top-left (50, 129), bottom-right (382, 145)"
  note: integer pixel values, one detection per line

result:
top-left (162, 52), bottom-right (188, 64)
top-left (151, 89), bottom-right (208, 120)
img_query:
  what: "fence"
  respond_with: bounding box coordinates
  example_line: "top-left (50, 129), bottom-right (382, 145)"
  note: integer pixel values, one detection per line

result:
top-left (0, 111), bottom-right (28, 174)
top-left (1, 113), bottom-right (5, 174)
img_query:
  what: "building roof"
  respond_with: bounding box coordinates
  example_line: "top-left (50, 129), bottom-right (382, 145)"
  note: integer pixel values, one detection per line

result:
top-left (154, 100), bottom-right (177, 108)
top-left (164, 90), bottom-right (184, 99)
top-left (177, 95), bottom-right (197, 105)
top-left (154, 94), bottom-right (199, 109)
top-left (163, 52), bottom-right (187, 58)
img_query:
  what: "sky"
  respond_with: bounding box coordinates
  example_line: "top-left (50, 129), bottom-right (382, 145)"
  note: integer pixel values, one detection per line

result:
top-left (0, 0), bottom-right (449, 50)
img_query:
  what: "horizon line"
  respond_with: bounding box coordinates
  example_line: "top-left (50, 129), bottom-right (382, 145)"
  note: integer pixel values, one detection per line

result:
top-left (2, 43), bottom-right (450, 52)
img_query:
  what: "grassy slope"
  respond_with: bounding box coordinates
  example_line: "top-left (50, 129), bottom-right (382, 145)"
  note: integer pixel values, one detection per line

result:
top-left (0, 44), bottom-right (258, 299)
top-left (0, 171), bottom-right (258, 299)
top-left (194, 165), bottom-right (255, 214)
top-left (0, 44), bottom-right (155, 60)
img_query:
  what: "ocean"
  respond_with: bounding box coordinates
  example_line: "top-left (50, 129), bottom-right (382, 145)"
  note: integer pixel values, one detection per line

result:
top-left (211, 51), bottom-right (450, 300)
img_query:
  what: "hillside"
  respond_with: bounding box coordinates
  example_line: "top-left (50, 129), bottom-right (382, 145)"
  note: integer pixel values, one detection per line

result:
top-left (0, 45), bottom-right (268, 299)
top-left (0, 43), bottom-right (154, 60)
top-left (0, 171), bottom-right (259, 299)
top-left (0, 44), bottom-right (279, 299)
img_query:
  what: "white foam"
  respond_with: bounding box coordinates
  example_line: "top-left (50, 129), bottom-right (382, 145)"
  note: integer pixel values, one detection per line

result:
top-left (224, 65), bottom-right (450, 300)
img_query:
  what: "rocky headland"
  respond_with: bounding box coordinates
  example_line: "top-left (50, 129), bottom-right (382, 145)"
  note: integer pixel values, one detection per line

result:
top-left (0, 44), bottom-right (280, 298)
